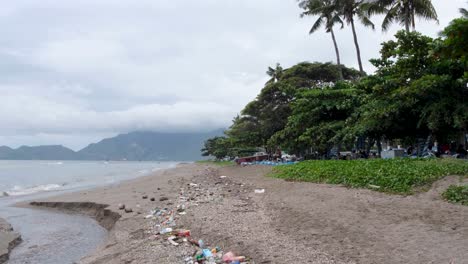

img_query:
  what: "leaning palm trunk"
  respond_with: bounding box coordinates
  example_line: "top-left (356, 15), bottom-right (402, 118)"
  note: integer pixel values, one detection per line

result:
top-left (350, 18), bottom-right (364, 74)
top-left (330, 27), bottom-right (343, 79)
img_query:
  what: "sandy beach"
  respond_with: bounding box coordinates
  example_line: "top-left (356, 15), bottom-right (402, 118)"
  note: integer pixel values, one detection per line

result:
top-left (6, 163), bottom-right (468, 264)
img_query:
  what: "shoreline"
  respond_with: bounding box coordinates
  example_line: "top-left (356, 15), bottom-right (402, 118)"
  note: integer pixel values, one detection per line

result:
top-left (0, 218), bottom-right (22, 264)
top-left (0, 162), bottom-right (186, 264)
top-left (3, 163), bottom-right (468, 263)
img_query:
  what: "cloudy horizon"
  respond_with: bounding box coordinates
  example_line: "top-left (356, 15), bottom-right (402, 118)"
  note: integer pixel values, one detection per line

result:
top-left (0, 0), bottom-right (465, 150)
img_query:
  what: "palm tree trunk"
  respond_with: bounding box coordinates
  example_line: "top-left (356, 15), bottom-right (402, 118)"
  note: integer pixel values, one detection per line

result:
top-left (404, 4), bottom-right (411, 32)
top-left (330, 27), bottom-right (343, 80)
top-left (350, 19), bottom-right (364, 74)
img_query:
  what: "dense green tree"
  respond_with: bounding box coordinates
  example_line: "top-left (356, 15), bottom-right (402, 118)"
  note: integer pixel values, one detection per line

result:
top-left (353, 29), bottom-right (467, 145)
top-left (271, 82), bottom-right (361, 156)
top-left (299, 0), bottom-right (345, 79)
top-left (226, 62), bottom-right (361, 153)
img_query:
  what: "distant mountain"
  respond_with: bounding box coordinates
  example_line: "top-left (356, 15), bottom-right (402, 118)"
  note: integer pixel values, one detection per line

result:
top-left (0, 145), bottom-right (77, 160)
top-left (0, 130), bottom-right (223, 161)
top-left (77, 130), bottom-right (223, 161)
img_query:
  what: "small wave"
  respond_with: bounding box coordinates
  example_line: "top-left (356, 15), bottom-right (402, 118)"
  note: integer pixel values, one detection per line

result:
top-left (138, 169), bottom-right (149, 174)
top-left (6, 184), bottom-right (63, 196)
top-left (41, 162), bottom-right (64, 165)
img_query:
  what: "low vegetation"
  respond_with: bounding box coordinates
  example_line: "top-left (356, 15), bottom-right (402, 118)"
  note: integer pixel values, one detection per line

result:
top-left (271, 159), bottom-right (468, 194)
top-left (442, 185), bottom-right (468, 205)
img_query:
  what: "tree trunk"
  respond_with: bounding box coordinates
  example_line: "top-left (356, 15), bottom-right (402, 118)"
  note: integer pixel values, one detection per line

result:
top-left (350, 19), bottom-right (364, 74)
top-left (404, 4), bottom-right (411, 32)
top-left (330, 27), bottom-right (343, 80)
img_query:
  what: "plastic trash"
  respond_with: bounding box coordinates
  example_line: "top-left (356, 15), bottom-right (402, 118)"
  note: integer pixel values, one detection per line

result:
top-left (222, 252), bottom-right (246, 262)
top-left (203, 249), bottom-right (213, 258)
top-left (177, 230), bottom-right (191, 237)
top-left (167, 236), bottom-right (179, 246)
top-left (160, 227), bottom-right (173, 234)
top-left (220, 175), bottom-right (227, 179)
top-left (254, 189), bottom-right (265, 194)
top-left (198, 239), bottom-right (205, 248)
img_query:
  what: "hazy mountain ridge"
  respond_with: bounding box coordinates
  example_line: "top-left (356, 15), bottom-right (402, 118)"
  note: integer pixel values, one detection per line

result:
top-left (0, 130), bottom-right (223, 161)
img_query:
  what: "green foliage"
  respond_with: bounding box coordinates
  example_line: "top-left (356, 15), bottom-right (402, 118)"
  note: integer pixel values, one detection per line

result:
top-left (437, 17), bottom-right (468, 65)
top-left (353, 29), bottom-right (468, 141)
top-left (272, 82), bottom-right (360, 155)
top-left (226, 62), bottom-right (360, 151)
top-left (207, 16), bottom-right (468, 160)
top-left (201, 136), bottom-right (257, 160)
top-left (272, 159), bottom-right (468, 194)
top-left (201, 136), bottom-right (230, 160)
top-left (442, 184), bottom-right (468, 205)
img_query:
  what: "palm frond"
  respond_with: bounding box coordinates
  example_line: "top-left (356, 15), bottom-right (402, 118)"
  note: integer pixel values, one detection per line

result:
top-left (381, 6), bottom-right (399, 32)
top-left (412, 0), bottom-right (439, 23)
top-left (461, 7), bottom-right (468, 18)
top-left (310, 17), bottom-right (325, 34)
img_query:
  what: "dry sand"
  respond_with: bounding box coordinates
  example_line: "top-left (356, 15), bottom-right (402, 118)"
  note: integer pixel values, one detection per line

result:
top-left (15, 163), bottom-right (468, 264)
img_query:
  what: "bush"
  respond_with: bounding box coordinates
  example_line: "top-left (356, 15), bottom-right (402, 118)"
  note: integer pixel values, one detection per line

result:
top-left (271, 159), bottom-right (468, 194)
top-left (442, 185), bottom-right (468, 206)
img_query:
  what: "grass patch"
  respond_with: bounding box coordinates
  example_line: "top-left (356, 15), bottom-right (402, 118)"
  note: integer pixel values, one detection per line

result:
top-left (196, 160), bottom-right (235, 166)
top-left (442, 185), bottom-right (468, 205)
top-left (271, 159), bottom-right (468, 194)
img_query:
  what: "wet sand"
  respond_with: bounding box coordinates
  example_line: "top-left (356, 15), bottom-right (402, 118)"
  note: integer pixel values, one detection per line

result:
top-left (11, 163), bottom-right (468, 263)
top-left (0, 218), bottom-right (21, 263)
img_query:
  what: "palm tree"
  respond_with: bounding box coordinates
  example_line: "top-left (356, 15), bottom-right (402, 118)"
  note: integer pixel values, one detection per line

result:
top-left (366, 0), bottom-right (438, 32)
top-left (335, 0), bottom-right (375, 74)
top-left (266, 63), bottom-right (283, 84)
top-left (460, 2), bottom-right (468, 18)
top-left (299, 0), bottom-right (345, 79)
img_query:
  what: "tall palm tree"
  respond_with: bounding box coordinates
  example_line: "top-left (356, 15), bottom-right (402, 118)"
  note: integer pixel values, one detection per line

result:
top-left (266, 63), bottom-right (283, 84)
top-left (299, 0), bottom-right (345, 79)
top-left (366, 0), bottom-right (438, 32)
top-left (335, 0), bottom-right (375, 74)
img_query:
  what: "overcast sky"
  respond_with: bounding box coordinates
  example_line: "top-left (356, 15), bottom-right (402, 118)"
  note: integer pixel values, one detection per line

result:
top-left (0, 0), bottom-right (465, 150)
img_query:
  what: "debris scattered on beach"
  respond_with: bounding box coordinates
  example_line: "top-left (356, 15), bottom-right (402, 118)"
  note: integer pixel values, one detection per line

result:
top-left (142, 195), bottom-right (148, 199)
top-left (124, 207), bottom-right (133, 213)
top-left (144, 169), bottom-right (252, 264)
top-left (254, 189), bottom-right (265, 194)
top-left (118, 203), bottom-right (125, 210)
top-left (159, 196), bottom-right (169, 201)
top-left (240, 160), bottom-right (297, 166)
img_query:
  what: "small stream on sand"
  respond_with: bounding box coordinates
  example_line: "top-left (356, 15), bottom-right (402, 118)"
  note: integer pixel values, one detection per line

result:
top-left (0, 160), bottom-right (180, 264)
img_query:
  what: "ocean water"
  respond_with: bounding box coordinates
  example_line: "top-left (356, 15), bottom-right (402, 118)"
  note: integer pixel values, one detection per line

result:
top-left (0, 160), bottom-right (179, 196)
top-left (0, 160), bottom-right (180, 264)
